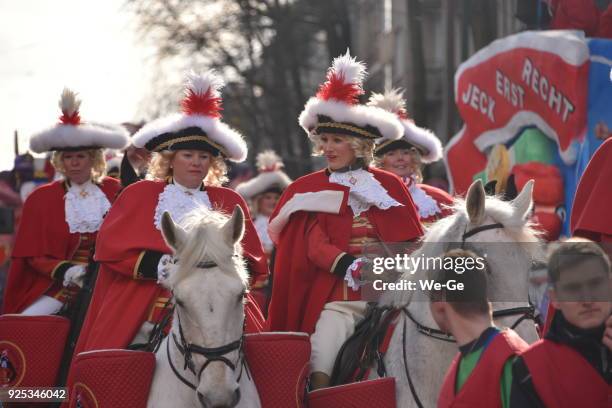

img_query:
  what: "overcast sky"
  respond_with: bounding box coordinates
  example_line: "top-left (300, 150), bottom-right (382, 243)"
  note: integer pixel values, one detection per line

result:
top-left (0, 0), bottom-right (153, 170)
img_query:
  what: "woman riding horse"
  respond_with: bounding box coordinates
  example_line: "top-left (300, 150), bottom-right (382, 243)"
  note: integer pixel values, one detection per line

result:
top-left (2, 89), bottom-right (128, 315)
top-left (73, 71), bottom-right (268, 355)
top-left (266, 52), bottom-right (423, 389)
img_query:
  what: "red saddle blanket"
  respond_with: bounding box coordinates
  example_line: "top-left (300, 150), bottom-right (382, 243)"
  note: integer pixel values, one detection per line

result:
top-left (0, 314), bottom-right (70, 388)
top-left (244, 332), bottom-right (311, 408)
top-left (67, 349), bottom-right (155, 408)
top-left (66, 332), bottom-right (310, 408)
top-left (308, 377), bottom-right (397, 408)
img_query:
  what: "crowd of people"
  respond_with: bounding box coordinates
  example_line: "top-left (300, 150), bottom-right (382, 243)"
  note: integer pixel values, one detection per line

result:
top-left (0, 51), bottom-right (610, 407)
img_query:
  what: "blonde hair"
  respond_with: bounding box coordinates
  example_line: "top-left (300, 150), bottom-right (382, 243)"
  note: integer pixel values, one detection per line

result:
top-left (51, 149), bottom-right (106, 183)
top-left (373, 145), bottom-right (423, 183)
top-left (309, 133), bottom-right (374, 166)
top-left (148, 150), bottom-right (228, 186)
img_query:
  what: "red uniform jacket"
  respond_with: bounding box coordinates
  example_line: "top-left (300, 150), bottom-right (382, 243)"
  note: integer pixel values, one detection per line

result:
top-left (416, 183), bottom-right (454, 224)
top-left (1, 178), bottom-right (120, 314)
top-left (438, 329), bottom-right (528, 408)
top-left (74, 180), bottom-right (268, 354)
top-left (266, 167), bottom-right (423, 334)
top-left (571, 138), bottom-right (612, 243)
top-left (520, 339), bottom-right (611, 408)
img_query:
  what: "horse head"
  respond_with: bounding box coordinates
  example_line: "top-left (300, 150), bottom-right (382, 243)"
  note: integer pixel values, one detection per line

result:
top-left (462, 178), bottom-right (543, 313)
top-left (376, 179), bottom-right (543, 408)
top-left (160, 205), bottom-right (248, 408)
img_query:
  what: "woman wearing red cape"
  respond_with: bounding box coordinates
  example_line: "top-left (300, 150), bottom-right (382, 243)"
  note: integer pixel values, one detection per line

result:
top-left (73, 71), bottom-right (268, 358)
top-left (2, 89), bottom-right (128, 315)
top-left (266, 52), bottom-right (423, 389)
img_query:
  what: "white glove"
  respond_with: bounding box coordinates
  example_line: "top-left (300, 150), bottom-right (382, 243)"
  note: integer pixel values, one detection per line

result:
top-left (157, 254), bottom-right (176, 283)
top-left (63, 264), bottom-right (87, 288)
top-left (344, 258), bottom-right (368, 291)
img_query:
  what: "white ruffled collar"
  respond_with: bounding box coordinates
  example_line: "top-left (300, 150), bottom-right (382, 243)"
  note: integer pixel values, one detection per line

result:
top-left (254, 214), bottom-right (273, 252)
top-left (329, 168), bottom-right (402, 217)
top-left (153, 180), bottom-right (212, 230)
top-left (404, 176), bottom-right (441, 219)
top-left (64, 180), bottom-right (111, 233)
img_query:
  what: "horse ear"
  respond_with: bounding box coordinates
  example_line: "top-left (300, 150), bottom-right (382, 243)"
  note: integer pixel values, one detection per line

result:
top-left (484, 180), bottom-right (497, 196)
top-left (223, 206), bottom-right (245, 245)
top-left (161, 211), bottom-right (187, 252)
top-left (466, 179), bottom-right (486, 224)
top-left (512, 179), bottom-right (534, 220)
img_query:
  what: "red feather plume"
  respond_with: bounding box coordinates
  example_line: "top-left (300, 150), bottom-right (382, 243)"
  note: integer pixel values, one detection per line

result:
top-left (181, 89), bottom-right (223, 118)
top-left (316, 72), bottom-right (363, 105)
top-left (59, 111), bottom-right (81, 125)
top-left (58, 88), bottom-right (81, 125)
top-left (180, 71), bottom-right (224, 118)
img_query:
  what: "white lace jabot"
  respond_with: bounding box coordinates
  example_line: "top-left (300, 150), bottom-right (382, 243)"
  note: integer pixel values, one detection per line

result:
top-left (405, 176), bottom-right (441, 219)
top-left (329, 169), bottom-right (402, 217)
top-left (64, 180), bottom-right (111, 233)
top-left (153, 181), bottom-right (212, 230)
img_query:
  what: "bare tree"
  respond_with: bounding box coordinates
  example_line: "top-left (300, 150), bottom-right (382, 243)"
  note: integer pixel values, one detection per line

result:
top-left (127, 0), bottom-right (353, 177)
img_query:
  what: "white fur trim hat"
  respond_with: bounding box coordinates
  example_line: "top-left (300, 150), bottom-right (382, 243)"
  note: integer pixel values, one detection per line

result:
top-left (29, 88), bottom-right (130, 153)
top-left (236, 150), bottom-right (292, 199)
top-left (132, 70), bottom-right (248, 162)
top-left (298, 51), bottom-right (403, 143)
top-left (368, 89), bottom-right (442, 163)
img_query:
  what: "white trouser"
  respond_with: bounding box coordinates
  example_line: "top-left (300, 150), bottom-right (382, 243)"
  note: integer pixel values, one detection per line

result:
top-left (20, 295), bottom-right (63, 315)
top-left (310, 301), bottom-right (368, 376)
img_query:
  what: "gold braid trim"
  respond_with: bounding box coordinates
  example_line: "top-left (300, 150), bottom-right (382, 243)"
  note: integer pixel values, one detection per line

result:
top-left (374, 138), bottom-right (397, 153)
top-left (153, 135), bottom-right (228, 156)
top-left (330, 252), bottom-right (347, 274)
top-left (315, 122), bottom-right (379, 139)
top-left (133, 251), bottom-right (146, 279)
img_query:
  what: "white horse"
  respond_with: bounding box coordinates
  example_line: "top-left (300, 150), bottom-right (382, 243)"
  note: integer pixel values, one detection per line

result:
top-left (147, 206), bottom-right (261, 408)
top-left (378, 179), bottom-right (543, 408)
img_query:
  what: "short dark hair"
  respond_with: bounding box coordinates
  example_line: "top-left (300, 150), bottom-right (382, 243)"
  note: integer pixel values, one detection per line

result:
top-left (430, 248), bottom-right (490, 317)
top-left (548, 238), bottom-right (611, 285)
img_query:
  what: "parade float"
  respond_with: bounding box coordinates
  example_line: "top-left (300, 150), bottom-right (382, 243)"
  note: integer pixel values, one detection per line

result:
top-left (445, 30), bottom-right (612, 239)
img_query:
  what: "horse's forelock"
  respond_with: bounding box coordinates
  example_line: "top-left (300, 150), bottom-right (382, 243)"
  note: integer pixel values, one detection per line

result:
top-left (169, 207), bottom-right (249, 288)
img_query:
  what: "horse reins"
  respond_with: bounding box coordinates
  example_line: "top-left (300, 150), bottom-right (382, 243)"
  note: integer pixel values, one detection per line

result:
top-left (165, 259), bottom-right (247, 392)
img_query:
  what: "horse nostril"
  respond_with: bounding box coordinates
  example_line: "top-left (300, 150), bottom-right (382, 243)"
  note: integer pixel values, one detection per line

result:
top-left (197, 392), bottom-right (210, 408)
top-left (230, 388), bottom-right (241, 407)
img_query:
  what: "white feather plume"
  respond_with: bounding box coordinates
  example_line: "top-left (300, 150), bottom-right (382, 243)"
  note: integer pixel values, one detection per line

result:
top-left (59, 88), bottom-right (81, 116)
top-left (329, 50), bottom-right (367, 85)
top-left (185, 70), bottom-right (225, 96)
top-left (368, 89), bottom-right (406, 115)
top-left (256, 150), bottom-right (284, 172)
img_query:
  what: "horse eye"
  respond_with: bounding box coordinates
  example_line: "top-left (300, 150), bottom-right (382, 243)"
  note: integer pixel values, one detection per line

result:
top-left (175, 297), bottom-right (185, 307)
top-left (237, 292), bottom-right (246, 303)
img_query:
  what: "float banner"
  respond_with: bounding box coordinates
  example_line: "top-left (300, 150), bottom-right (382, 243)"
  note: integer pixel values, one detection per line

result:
top-left (445, 30), bottom-right (589, 194)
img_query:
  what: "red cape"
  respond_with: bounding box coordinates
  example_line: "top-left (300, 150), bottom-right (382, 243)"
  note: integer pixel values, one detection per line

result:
top-left (266, 168), bottom-right (423, 334)
top-left (75, 180), bottom-right (267, 353)
top-left (1, 178), bottom-right (120, 314)
top-left (438, 329), bottom-right (527, 408)
top-left (520, 338), bottom-right (610, 408)
top-left (571, 138), bottom-right (612, 241)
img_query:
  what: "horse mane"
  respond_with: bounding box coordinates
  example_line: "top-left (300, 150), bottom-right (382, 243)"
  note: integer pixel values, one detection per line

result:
top-left (430, 196), bottom-right (542, 246)
top-left (382, 194), bottom-right (542, 307)
top-left (169, 205), bottom-right (249, 288)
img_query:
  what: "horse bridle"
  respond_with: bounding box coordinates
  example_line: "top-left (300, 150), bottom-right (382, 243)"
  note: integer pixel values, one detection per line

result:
top-left (400, 221), bottom-right (537, 408)
top-left (166, 260), bottom-right (247, 393)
